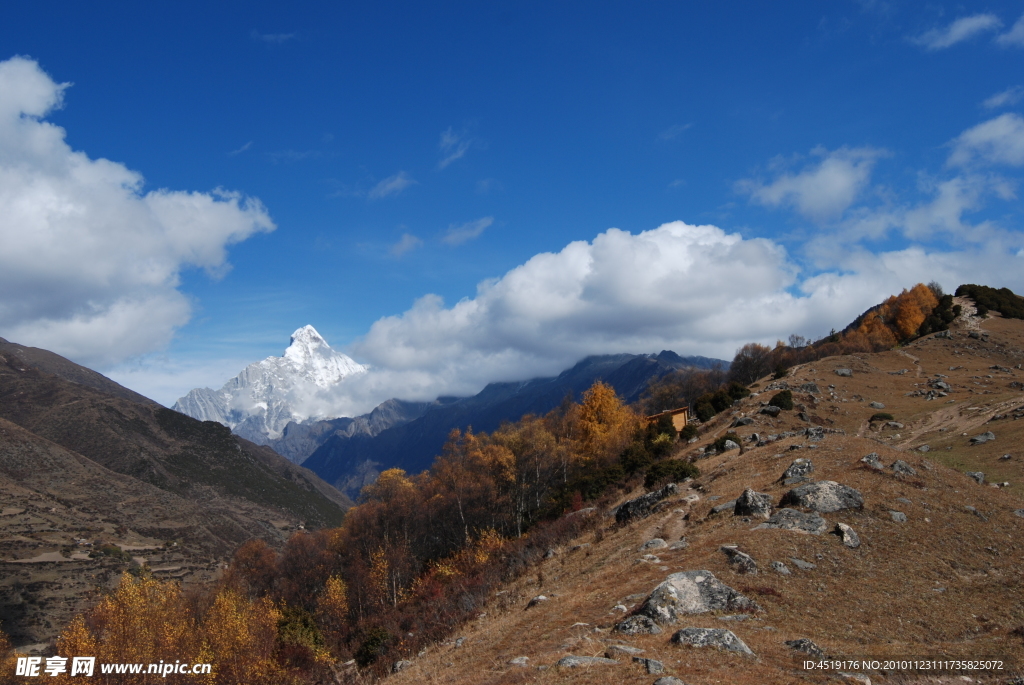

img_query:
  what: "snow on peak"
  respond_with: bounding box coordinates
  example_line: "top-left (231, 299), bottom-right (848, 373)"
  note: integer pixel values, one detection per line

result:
top-left (173, 325), bottom-right (367, 443)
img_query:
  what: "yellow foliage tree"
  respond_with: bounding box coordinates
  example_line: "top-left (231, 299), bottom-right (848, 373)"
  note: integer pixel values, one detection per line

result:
top-left (573, 381), bottom-right (637, 465)
top-left (315, 576), bottom-right (349, 654)
top-left (201, 590), bottom-right (283, 685)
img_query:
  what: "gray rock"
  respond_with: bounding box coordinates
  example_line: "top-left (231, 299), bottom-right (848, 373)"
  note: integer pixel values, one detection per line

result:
top-left (966, 471), bottom-right (985, 484)
top-left (806, 426), bottom-right (825, 441)
top-left (782, 458), bottom-right (813, 480)
top-left (934, 381), bottom-right (952, 391)
top-left (640, 538), bottom-right (668, 551)
top-left (544, 548), bottom-right (557, 559)
top-left (670, 628), bottom-right (755, 655)
top-left (790, 558), bottom-right (816, 570)
top-left (508, 656), bottom-right (530, 666)
top-left (785, 638), bottom-right (825, 657)
top-left (615, 483), bottom-right (678, 524)
top-left (760, 405), bottom-right (782, 417)
top-left (633, 657), bottom-right (665, 674)
top-left (732, 417), bottom-right (754, 427)
top-left (797, 412), bottom-right (811, 422)
top-left (721, 546), bottom-right (758, 574)
top-left (653, 678), bottom-right (689, 685)
top-left (860, 453), bottom-right (884, 470)
top-left (935, 329), bottom-right (952, 339)
top-left (783, 476), bottom-right (810, 486)
top-left (835, 368), bottom-right (853, 377)
top-left (889, 511), bottom-right (907, 523)
top-left (780, 480), bottom-right (863, 513)
top-left (917, 445), bottom-right (930, 453)
top-left (711, 499), bottom-right (738, 514)
top-left (526, 595), bottom-right (549, 608)
top-left (1014, 509), bottom-right (1024, 519)
top-left (891, 460), bottom-right (917, 477)
top-left (723, 439), bottom-right (740, 451)
top-left (669, 539), bottom-right (689, 550)
top-left (869, 401), bottom-right (885, 409)
top-left (970, 431), bottom-right (995, 445)
top-left (734, 488), bottom-right (773, 519)
top-left (754, 508), bottom-right (829, 534)
top-left (800, 382), bottom-right (821, 394)
top-left (605, 645), bottom-right (644, 658)
top-left (632, 570), bottom-right (761, 625)
top-left (557, 655), bottom-right (619, 668)
top-left (613, 615), bottom-right (662, 635)
top-left (887, 421), bottom-right (904, 429)
top-left (834, 522), bottom-right (861, 548)
top-left (392, 660), bottom-right (413, 673)
top-left (771, 561), bottom-right (791, 575)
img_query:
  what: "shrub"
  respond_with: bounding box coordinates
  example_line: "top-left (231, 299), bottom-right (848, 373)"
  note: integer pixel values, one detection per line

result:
top-left (694, 398), bottom-right (716, 422)
top-left (955, 284), bottom-right (1024, 320)
top-left (620, 443), bottom-right (653, 475)
top-left (773, 364), bottom-right (789, 380)
top-left (679, 424), bottom-right (698, 441)
top-left (768, 390), bottom-right (794, 410)
top-left (355, 626), bottom-right (392, 667)
top-left (644, 459), bottom-right (699, 489)
top-left (726, 381), bottom-right (750, 400)
top-left (711, 432), bottom-right (742, 453)
top-left (870, 412), bottom-right (894, 422)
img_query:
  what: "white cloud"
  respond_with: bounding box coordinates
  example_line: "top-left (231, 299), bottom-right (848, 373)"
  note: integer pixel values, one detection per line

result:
top-left (251, 30), bottom-right (297, 44)
top-left (442, 217), bottom-right (493, 245)
top-left (300, 219), bottom-right (1024, 415)
top-left (982, 85), bottom-right (1024, 109)
top-left (947, 113), bottom-right (1024, 167)
top-left (438, 127), bottom-right (473, 169)
top-left (0, 56), bottom-right (274, 368)
top-left (228, 140), bottom-right (253, 155)
top-left (368, 171), bottom-right (416, 200)
top-left (390, 233), bottom-right (423, 256)
top-left (995, 13), bottom-right (1024, 47)
top-left (911, 14), bottom-right (1002, 50)
top-left (738, 146), bottom-right (885, 222)
top-left (658, 123), bottom-right (692, 141)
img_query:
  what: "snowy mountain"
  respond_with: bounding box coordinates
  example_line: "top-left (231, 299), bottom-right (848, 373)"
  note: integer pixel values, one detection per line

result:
top-left (173, 326), bottom-right (366, 445)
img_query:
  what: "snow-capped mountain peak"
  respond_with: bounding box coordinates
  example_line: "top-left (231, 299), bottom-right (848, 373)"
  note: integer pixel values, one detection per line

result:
top-left (173, 326), bottom-right (367, 445)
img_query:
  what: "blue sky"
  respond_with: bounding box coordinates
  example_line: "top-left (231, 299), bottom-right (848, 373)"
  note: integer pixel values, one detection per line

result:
top-left (2, 2), bottom-right (1024, 411)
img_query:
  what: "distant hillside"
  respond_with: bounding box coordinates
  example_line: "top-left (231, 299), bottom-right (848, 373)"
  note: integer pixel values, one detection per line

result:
top-left (302, 351), bottom-right (725, 497)
top-left (0, 340), bottom-right (353, 646)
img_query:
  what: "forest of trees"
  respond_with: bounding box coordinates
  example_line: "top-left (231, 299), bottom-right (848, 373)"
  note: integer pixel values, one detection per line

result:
top-left (2, 281), bottom-right (1013, 683)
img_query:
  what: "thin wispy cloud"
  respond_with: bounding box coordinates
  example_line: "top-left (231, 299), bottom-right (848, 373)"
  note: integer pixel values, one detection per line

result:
top-left (658, 123), bottom-right (692, 141)
top-left (390, 233), bottom-right (423, 257)
top-left (476, 178), bottom-right (502, 194)
top-left (266, 149), bottom-right (322, 164)
top-left (442, 217), bottom-right (493, 245)
top-left (438, 127), bottom-right (474, 169)
top-left (996, 13), bottom-right (1024, 47)
top-left (910, 14), bottom-right (1002, 51)
top-left (368, 171), bottom-right (417, 200)
top-left (668, 179), bottom-right (686, 189)
top-left (983, 85), bottom-right (1024, 110)
top-left (251, 30), bottom-right (297, 44)
top-left (947, 113), bottom-right (1024, 167)
top-left (737, 146), bottom-right (886, 222)
top-left (228, 141), bottom-right (252, 156)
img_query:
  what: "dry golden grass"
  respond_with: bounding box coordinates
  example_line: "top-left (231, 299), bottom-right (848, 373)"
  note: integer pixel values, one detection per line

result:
top-left (385, 316), bottom-right (1024, 685)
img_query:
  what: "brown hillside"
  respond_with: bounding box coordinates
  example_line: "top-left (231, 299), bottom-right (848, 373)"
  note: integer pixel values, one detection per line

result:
top-left (0, 343), bottom-right (352, 649)
top-left (385, 311), bottom-right (1024, 685)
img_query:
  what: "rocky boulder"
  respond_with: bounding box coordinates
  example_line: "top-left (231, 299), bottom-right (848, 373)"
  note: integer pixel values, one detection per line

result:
top-left (785, 638), bottom-right (825, 657)
top-left (613, 615), bottom-right (662, 635)
top-left (734, 488), bottom-right (772, 519)
top-left (557, 655), bottom-right (619, 668)
top-left (760, 405), bottom-right (782, 417)
top-left (860, 453), bottom-right (884, 471)
top-left (628, 571), bottom-right (761, 626)
top-left (782, 458), bottom-right (813, 480)
top-left (670, 628), bottom-right (755, 655)
top-left (891, 460), bottom-right (917, 477)
top-left (966, 471), bottom-right (985, 484)
top-left (754, 508), bottom-right (829, 535)
top-left (780, 481), bottom-right (863, 513)
top-left (833, 522), bottom-right (860, 548)
top-left (720, 546), bottom-right (758, 574)
top-left (615, 483), bottom-right (678, 524)
top-left (835, 368), bottom-right (853, 377)
top-left (970, 431), bottom-right (995, 445)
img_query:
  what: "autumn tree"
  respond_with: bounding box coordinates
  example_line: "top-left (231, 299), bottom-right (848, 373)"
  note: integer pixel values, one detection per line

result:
top-left (728, 342), bottom-right (773, 385)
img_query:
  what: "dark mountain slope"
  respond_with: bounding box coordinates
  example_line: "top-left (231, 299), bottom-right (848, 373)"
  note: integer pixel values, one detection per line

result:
top-left (303, 352), bottom-right (725, 496)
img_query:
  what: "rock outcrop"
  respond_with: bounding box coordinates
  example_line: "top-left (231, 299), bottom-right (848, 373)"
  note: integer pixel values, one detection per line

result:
top-left (780, 481), bottom-right (863, 513)
top-left (670, 628), bottom-right (754, 655)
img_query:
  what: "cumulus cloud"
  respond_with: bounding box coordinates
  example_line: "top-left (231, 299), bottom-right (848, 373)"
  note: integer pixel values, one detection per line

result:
top-left (442, 217), bottom-right (493, 245)
top-left (947, 113), bottom-right (1024, 167)
top-left (368, 171), bottom-right (416, 199)
top-left (996, 13), bottom-right (1024, 47)
top-left (291, 219), bottom-right (1024, 415)
top-left (390, 233), bottom-right (423, 257)
top-left (911, 14), bottom-right (1002, 50)
top-left (982, 85), bottom-right (1024, 109)
top-left (738, 146), bottom-right (885, 222)
top-left (0, 56), bottom-right (274, 368)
